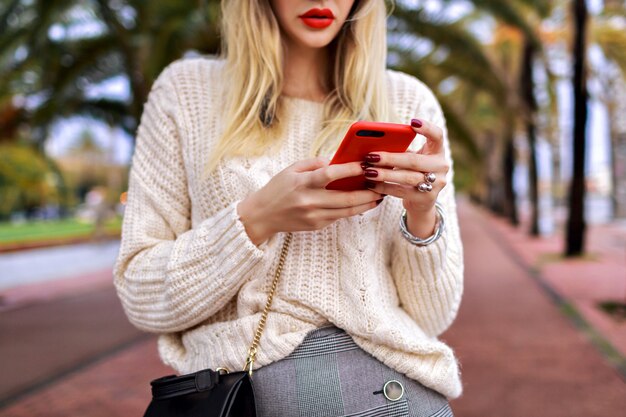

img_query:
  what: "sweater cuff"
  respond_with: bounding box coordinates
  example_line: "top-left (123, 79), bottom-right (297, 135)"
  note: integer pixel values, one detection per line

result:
top-left (392, 221), bottom-right (448, 277)
top-left (165, 201), bottom-right (266, 308)
top-left (190, 200), bottom-right (266, 266)
top-left (391, 212), bottom-right (463, 336)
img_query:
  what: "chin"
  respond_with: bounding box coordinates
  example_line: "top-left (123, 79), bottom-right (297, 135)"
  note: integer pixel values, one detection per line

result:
top-left (288, 28), bottom-right (342, 50)
top-left (299, 35), bottom-right (337, 49)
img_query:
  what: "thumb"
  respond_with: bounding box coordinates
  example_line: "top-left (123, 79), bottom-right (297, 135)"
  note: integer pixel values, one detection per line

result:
top-left (290, 156), bottom-right (330, 173)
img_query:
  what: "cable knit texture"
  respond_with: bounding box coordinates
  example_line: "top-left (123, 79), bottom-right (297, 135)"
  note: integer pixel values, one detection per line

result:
top-left (113, 57), bottom-right (465, 399)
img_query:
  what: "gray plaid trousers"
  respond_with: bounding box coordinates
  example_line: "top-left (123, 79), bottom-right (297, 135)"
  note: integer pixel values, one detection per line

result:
top-left (252, 326), bottom-right (454, 417)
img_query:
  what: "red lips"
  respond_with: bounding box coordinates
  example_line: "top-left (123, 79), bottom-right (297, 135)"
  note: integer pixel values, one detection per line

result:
top-left (299, 8), bottom-right (335, 29)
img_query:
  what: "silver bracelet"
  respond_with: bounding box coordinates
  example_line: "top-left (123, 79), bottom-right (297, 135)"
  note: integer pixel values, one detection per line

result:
top-left (399, 203), bottom-right (445, 246)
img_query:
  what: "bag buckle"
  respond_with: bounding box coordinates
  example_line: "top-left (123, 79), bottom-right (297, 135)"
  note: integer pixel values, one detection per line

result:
top-left (194, 369), bottom-right (218, 392)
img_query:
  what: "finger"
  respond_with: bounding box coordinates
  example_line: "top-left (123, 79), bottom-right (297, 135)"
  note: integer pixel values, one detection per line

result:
top-left (290, 156), bottom-right (330, 173)
top-left (411, 118), bottom-right (444, 153)
top-left (319, 199), bottom-right (381, 220)
top-left (366, 168), bottom-right (422, 187)
top-left (367, 182), bottom-right (441, 216)
top-left (307, 161), bottom-right (364, 188)
top-left (365, 168), bottom-right (448, 189)
top-left (364, 152), bottom-right (447, 173)
top-left (366, 181), bottom-right (412, 200)
top-left (310, 189), bottom-right (381, 209)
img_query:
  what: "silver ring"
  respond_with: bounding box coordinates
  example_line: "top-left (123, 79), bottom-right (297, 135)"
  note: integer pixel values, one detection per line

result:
top-left (424, 172), bottom-right (436, 184)
top-left (417, 182), bottom-right (433, 193)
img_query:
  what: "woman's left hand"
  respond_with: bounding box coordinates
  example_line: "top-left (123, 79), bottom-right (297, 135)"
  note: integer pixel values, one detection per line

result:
top-left (362, 118), bottom-right (449, 238)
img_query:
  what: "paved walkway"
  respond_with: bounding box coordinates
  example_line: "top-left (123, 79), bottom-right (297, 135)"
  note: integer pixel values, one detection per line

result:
top-left (1, 201), bottom-right (625, 416)
top-left (445, 202), bottom-right (626, 416)
top-left (488, 206), bottom-right (626, 359)
top-left (0, 286), bottom-right (144, 403)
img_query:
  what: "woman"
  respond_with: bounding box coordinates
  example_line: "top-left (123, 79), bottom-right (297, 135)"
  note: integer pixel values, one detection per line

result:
top-left (114, 0), bottom-right (464, 416)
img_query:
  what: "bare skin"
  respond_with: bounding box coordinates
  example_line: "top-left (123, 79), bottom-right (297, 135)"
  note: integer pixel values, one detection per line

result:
top-left (364, 119), bottom-right (448, 239)
top-left (237, 0), bottom-right (445, 246)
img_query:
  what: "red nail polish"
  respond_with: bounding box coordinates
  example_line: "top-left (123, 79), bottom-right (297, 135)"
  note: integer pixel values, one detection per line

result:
top-left (364, 169), bottom-right (378, 178)
top-left (411, 119), bottom-right (423, 128)
top-left (360, 162), bottom-right (371, 170)
top-left (365, 154), bottom-right (381, 163)
top-left (364, 180), bottom-right (377, 189)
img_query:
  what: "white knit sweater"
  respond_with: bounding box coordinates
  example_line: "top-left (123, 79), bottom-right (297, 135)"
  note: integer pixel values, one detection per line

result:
top-left (113, 58), bottom-right (464, 399)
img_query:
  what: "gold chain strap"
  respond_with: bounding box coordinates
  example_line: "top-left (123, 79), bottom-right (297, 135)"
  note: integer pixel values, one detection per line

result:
top-left (243, 233), bottom-right (292, 376)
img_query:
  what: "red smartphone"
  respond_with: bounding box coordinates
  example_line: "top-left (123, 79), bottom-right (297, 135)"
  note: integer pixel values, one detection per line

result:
top-left (325, 121), bottom-right (416, 191)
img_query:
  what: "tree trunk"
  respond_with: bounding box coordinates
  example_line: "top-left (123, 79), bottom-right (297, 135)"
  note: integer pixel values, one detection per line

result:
top-left (484, 133), bottom-right (504, 215)
top-left (521, 38), bottom-right (540, 236)
top-left (551, 142), bottom-right (563, 205)
top-left (613, 132), bottom-right (626, 218)
top-left (503, 119), bottom-right (519, 225)
top-left (565, 0), bottom-right (589, 256)
top-left (608, 77), bottom-right (626, 219)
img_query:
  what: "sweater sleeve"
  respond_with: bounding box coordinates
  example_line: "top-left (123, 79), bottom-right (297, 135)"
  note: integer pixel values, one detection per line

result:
top-left (113, 63), bottom-right (265, 333)
top-left (389, 82), bottom-right (465, 338)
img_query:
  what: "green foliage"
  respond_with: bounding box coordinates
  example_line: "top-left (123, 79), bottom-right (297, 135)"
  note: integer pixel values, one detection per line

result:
top-left (0, 0), bottom-right (222, 139)
top-left (594, 21), bottom-right (626, 74)
top-left (0, 143), bottom-right (61, 218)
top-left (0, 216), bottom-right (122, 245)
top-left (1, 0), bottom-right (623, 206)
top-left (389, 0), bottom-right (560, 196)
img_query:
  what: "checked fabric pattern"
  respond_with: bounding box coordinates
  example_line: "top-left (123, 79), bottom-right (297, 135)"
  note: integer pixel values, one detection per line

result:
top-left (252, 327), bottom-right (454, 417)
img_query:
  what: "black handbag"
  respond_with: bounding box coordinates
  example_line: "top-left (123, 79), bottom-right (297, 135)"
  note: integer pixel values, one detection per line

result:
top-left (144, 369), bottom-right (255, 417)
top-left (143, 234), bottom-right (293, 417)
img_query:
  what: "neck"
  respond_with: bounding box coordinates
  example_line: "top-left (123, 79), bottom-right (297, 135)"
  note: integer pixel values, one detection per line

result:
top-left (282, 41), bottom-right (330, 102)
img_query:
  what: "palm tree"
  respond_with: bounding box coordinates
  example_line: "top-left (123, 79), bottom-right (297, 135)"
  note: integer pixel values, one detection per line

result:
top-left (0, 0), bottom-right (222, 216)
top-left (9, 0), bottom-right (603, 238)
top-left (593, 2), bottom-right (626, 219)
top-left (520, 37), bottom-right (540, 235)
top-left (389, 4), bottom-right (507, 215)
top-left (517, 1), bottom-right (553, 236)
top-left (469, 0), bottom-right (554, 233)
top-left (534, 0), bottom-right (626, 250)
top-left (0, 0), bottom-right (222, 146)
top-left (565, 0), bottom-right (589, 256)
top-left (391, 0), bottom-right (553, 228)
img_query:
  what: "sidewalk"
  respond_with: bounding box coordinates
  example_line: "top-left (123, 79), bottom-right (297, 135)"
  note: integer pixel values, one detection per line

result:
top-left (1, 337), bottom-right (168, 417)
top-left (484, 206), bottom-right (626, 361)
top-left (1, 200), bottom-right (625, 416)
top-left (444, 201), bottom-right (626, 416)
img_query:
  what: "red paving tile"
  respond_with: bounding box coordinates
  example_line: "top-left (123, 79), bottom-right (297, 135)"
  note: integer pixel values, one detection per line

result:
top-left (1, 338), bottom-right (170, 417)
top-left (484, 204), bottom-right (626, 359)
top-left (445, 202), bottom-right (626, 417)
top-left (0, 287), bottom-right (143, 402)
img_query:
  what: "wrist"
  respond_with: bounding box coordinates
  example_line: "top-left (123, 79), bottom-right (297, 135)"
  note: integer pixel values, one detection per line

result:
top-left (399, 203), bottom-right (445, 246)
top-left (405, 205), bottom-right (437, 239)
top-left (237, 196), bottom-right (273, 246)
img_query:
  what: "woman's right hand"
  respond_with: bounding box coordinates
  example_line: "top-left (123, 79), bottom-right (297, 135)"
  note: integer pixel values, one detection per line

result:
top-left (237, 157), bottom-right (383, 246)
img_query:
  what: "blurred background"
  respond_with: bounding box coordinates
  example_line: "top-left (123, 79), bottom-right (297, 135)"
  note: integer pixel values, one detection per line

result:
top-left (0, 0), bottom-right (624, 416)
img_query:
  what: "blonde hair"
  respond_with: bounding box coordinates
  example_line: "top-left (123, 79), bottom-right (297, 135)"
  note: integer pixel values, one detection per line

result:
top-left (205, 0), bottom-right (394, 173)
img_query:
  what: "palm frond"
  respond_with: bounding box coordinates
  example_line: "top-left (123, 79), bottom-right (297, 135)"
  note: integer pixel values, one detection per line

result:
top-left (0, 0), bottom-right (22, 36)
top-left (593, 22), bottom-right (626, 74)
